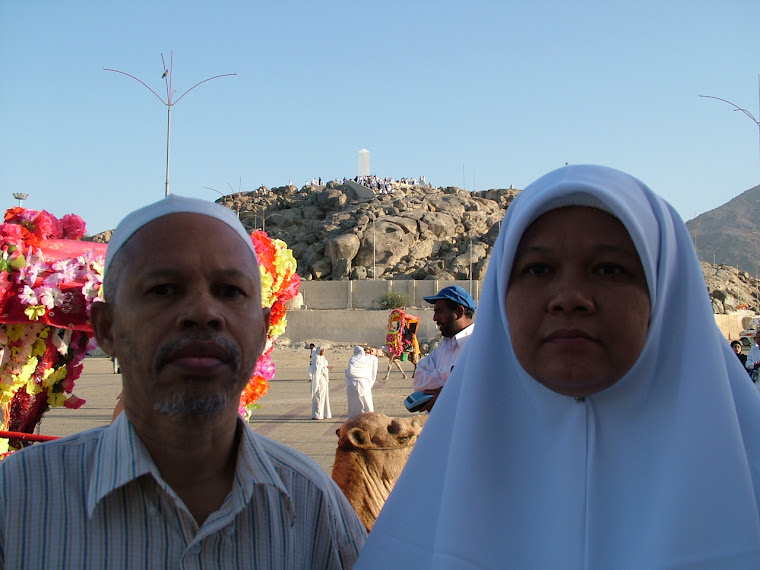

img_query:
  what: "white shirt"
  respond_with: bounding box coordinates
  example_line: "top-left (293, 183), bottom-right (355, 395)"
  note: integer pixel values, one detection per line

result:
top-left (413, 323), bottom-right (474, 391)
top-left (747, 343), bottom-right (760, 371)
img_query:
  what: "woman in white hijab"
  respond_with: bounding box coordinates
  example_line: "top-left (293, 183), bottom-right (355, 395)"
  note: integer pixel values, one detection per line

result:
top-left (357, 165), bottom-right (760, 568)
top-left (312, 346), bottom-right (332, 420)
top-left (345, 346), bottom-right (379, 418)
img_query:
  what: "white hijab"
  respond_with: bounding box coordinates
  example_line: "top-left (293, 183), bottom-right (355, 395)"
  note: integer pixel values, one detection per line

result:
top-left (357, 165), bottom-right (760, 568)
top-left (345, 346), bottom-right (378, 387)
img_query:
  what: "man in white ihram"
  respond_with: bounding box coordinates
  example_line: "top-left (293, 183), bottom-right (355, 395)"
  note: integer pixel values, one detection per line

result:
top-left (413, 285), bottom-right (476, 412)
top-left (0, 195), bottom-right (366, 568)
top-left (746, 331), bottom-right (760, 382)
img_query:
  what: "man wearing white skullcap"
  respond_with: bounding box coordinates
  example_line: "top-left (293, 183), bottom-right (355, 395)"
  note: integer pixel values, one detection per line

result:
top-left (0, 195), bottom-right (366, 568)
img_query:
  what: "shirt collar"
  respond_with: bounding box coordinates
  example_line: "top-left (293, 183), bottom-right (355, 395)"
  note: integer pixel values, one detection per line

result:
top-left (453, 323), bottom-right (474, 342)
top-left (87, 413), bottom-right (293, 521)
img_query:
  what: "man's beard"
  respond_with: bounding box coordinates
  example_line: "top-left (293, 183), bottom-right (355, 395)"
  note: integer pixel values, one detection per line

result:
top-left (154, 391), bottom-right (231, 417)
top-left (150, 333), bottom-right (247, 418)
top-left (439, 321), bottom-right (455, 338)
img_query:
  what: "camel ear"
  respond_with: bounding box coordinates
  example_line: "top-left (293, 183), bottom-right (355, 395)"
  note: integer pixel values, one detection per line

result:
top-left (347, 427), bottom-right (372, 448)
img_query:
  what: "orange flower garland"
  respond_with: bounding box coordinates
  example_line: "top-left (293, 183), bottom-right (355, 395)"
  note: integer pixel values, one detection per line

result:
top-left (239, 231), bottom-right (300, 419)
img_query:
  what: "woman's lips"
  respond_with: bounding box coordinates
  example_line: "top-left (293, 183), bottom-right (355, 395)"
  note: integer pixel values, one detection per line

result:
top-left (543, 329), bottom-right (597, 344)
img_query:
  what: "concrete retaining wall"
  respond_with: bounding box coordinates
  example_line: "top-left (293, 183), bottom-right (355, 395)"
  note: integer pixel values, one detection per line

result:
top-left (284, 308), bottom-right (438, 347)
top-left (298, 279), bottom-right (482, 310)
top-left (281, 306), bottom-right (752, 347)
top-left (714, 312), bottom-right (754, 341)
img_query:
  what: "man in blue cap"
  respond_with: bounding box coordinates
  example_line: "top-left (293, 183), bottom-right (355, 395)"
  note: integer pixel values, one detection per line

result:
top-left (413, 285), bottom-right (476, 412)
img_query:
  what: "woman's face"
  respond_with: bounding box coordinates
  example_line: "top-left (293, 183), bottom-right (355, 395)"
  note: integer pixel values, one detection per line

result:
top-left (506, 206), bottom-right (650, 397)
top-left (733, 343), bottom-right (743, 355)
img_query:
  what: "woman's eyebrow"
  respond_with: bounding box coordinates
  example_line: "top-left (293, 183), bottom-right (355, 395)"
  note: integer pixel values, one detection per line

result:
top-left (513, 244), bottom-right (552, 256)
top-left (592, 243), bottom-right (640, 259)
top-left (516, 243), bottom-right (637, 256)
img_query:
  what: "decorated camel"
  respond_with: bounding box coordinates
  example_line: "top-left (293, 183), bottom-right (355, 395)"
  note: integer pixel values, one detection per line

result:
top-left (379, 346), bottom-right (419, 380)
top-left (381, 308), bottom-right (421, 381)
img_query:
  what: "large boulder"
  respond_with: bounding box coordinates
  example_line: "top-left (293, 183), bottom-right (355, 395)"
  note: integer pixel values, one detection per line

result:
top-left (317, 189), bottom-right (347, 211)
top-left (309, 258), bottom-right (331, 279)
top-left (421, 211), bottom-right (456, 238)
top-left (355, 220), bottom-right (412, 269)
top-left (325, 234), bottom-right (361, 278)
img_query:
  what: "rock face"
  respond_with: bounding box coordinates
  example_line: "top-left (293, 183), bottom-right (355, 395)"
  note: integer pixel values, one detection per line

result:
top-left (701, 262), bottom-right (760, 314)
top-left (213, 182), bottom-right (518, 282)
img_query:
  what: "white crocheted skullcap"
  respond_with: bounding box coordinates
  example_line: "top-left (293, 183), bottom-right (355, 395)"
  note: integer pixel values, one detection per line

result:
top-left (105, 194), bottom-right (256, 274)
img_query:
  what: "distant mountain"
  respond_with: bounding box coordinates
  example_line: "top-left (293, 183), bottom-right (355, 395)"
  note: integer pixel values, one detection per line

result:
top-left (685, 184), bottom-right (760, 276)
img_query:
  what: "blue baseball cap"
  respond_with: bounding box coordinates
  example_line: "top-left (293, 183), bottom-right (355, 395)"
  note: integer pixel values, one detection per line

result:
top-left (423, 286), bottom-right (477, 311)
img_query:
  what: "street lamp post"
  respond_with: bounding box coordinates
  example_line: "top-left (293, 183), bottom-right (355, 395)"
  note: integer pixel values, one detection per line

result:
top-left (105, 52), bottom-right (236, 197)
top-left (692, 220), bottom-right (702, 255)
top-left (373, 216), bottom-right (376, 281)
top-left (700, 76), bottom-right (760, 172)
top-left (12, 193), bottom-right (28, 207)
top-left (705, 246), bottom-right (720, 267)
top-left (262, 213), bottom-right (283, 233)
top-left (469, 231), bottom-right (473, 295)
top-left (203, 184), bottom-right (241, 218)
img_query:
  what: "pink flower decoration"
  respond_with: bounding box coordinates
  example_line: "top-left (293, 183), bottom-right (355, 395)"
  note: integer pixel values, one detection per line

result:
top-left (63, 394), bottom-right (86, 409)
top-left (18, 285), bottom-right (38, 305)
top-left (253, 356), bottom-right (276, 381)
top-left (61, 214), bottom-right (86, 240)
top-left (35, 211), bottom-right (63, 240)
top-left (0, 223), bottom-right (23, 241)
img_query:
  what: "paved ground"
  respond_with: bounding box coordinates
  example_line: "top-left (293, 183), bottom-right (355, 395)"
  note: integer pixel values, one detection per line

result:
top-left (38, 346), bottom-right (419, 474)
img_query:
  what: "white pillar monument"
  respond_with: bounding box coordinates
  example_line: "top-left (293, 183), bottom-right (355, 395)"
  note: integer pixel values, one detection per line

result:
top-left (358, 149), bottom-right (370, 177)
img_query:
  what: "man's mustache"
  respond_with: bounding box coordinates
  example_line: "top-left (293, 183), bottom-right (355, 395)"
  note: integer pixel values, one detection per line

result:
top-left (155, 334), bottom-right (242, 372)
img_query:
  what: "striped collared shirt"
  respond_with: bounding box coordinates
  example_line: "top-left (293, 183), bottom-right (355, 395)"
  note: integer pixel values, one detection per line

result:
top-left (0, 414), bottom-right (366, 568)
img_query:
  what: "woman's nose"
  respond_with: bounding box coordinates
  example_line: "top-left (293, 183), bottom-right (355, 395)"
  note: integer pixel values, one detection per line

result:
top-left (547, 273), bottom-right (595, 314)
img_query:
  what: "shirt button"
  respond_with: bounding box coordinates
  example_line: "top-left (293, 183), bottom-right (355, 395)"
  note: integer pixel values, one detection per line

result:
top-left (189, 543), bottom-right (201, 555)
top-left (224, 526), bottom-right (235, 537)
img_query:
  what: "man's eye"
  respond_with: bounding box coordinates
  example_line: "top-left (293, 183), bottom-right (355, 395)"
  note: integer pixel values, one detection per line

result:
top-left (220, 285), bottom-right (245, 298)
top-left (148, 284), bottom-right (175, 295)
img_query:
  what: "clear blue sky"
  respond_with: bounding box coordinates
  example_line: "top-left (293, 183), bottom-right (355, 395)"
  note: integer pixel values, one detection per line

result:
top-left (1, 1), bottom-right (759, 235)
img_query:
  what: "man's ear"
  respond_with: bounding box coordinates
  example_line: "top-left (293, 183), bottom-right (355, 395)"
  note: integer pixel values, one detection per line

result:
top-left (90, 301), bottom-right (116, 356)
top-left (254, 306), bottom-right (271, 358)
top-left (454, 304), bottom-right (466, 320)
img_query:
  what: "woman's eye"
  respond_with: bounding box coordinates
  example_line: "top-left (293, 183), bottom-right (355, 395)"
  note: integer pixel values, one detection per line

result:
top-left (597, 263), bottom-right (623, 275)
top-left (524, 263), bottom-right (550, 276)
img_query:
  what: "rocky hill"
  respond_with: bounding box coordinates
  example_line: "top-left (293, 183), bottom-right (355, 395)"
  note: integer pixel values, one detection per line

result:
top-left (214, 181), bottom-right (518, 281)
top-left (701, 261), bottom-right (760, 314)
top-left (685, 183), bottom-right (760, 272)
top-left (89, 180), bottom-right (760, 316)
